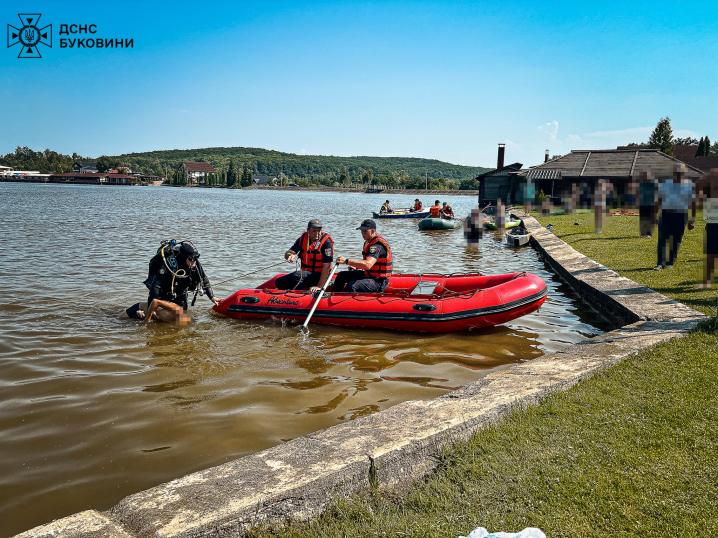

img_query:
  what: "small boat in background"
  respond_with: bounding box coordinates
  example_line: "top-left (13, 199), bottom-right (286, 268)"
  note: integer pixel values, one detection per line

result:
top-left (213, 272), bottom-right (548, 333)
top-left (373, 210), bottom-right (430, 219)
top-left (506, 224), bottom-right (531, 247)
top-left (418, 218), bottom-right (462, 230)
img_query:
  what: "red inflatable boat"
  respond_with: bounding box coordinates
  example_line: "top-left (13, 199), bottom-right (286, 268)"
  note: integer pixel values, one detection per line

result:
top-left (213, 272), bottom-right (548, 333)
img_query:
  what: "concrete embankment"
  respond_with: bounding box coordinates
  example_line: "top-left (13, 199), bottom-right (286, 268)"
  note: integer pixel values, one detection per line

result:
top-left (15, 214), bottom-right (705, 538)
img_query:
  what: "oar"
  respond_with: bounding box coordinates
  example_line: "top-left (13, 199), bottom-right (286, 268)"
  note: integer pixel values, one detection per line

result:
top-left (300, 262), bottom-right (340, 333)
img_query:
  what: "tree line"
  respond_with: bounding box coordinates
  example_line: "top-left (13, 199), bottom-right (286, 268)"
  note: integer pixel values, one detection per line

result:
top-left (625, 117), bottom-right (716, 157)
top-left (0, 145), bottom-right (488, 190)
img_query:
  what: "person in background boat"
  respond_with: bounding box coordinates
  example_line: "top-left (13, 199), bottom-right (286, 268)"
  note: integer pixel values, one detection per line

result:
top-left (334, 219), bottom-right (393, 293)
top-left (146, 242), bottom-right (219, 311)
top-left (276, 218), bottom-right (334, 293)
top-left (380, 200), bottom-right (394, 214)
top-left (412, 199), bottom-right (424, 212)
top-left (429, 200), bottom-right (442, 218)
top-left (441, 202), bottom-right (454, 219)
top-left (120, 299), bottom-right (191, 325)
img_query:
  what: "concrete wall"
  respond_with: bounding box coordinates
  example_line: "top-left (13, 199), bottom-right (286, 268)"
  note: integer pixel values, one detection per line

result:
top-left (14, 214), bottom-right (705, 538)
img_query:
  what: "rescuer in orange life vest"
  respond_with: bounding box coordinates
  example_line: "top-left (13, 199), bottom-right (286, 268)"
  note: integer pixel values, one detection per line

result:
top-left (429, 200), bottom-right (442, 218)
top-left (441, 202), bottom-right (455, 219)
top-left (275, 219), bottom-right (334, 293)
top-left (334, 219), bottom-right (393, 293)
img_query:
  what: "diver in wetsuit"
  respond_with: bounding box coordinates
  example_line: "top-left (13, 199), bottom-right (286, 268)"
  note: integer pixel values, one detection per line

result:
top-left (145, 242), bottom-right (220, 310)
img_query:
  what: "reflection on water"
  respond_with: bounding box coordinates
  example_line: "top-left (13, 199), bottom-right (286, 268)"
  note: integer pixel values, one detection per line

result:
top-left (0, 183), bottom-right (610, 537)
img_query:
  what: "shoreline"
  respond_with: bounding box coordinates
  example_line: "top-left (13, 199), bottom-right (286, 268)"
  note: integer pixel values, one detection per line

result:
top-left (14, 213), bottom-right (705, 538)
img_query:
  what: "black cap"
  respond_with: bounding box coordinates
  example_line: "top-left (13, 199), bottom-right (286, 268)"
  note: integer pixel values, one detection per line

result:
top-left (357, 219), bottom-right (377, 230)
top-left (308, 218), bottom-right (322, 228)
top-left (415, 198), bottom-right (420, 201)
top-left (435, 200), bottom-right (440, 204)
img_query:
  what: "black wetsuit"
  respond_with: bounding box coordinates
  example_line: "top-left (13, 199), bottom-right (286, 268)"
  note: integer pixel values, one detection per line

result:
top-left (146, 258), bottom-right (214, 310)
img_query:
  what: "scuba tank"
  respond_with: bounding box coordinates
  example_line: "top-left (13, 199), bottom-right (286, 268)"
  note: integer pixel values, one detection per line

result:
top-left (144, 240), bottom-right (177, 290)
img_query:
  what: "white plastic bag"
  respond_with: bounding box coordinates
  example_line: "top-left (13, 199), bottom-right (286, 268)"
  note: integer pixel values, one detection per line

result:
top-left (459, 526), bottom-right (546, 538)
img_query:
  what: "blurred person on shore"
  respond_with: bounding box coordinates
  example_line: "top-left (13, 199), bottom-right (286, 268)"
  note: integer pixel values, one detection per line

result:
top-left (638, 171), bottom-right (658, 238)
top-left (594, 180), bottom-right (614, 233)
top-left (653, 164), bottom-right (696, 271)
top-left (695, 169), bottom-right (718, 288)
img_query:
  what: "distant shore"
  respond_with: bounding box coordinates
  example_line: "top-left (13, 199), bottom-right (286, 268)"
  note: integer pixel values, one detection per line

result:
top-left (243, 185), bottom-right (480, 195)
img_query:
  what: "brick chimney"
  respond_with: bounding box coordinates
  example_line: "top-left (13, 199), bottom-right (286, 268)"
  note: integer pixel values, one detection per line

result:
top-left (545, 149), bottom-right (549, 163)
top-left (497, 144), bottom-right (505, 169)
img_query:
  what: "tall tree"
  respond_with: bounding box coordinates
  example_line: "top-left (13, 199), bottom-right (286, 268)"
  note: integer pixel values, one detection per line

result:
top-left (696, 137), bottom-right (706, 158)
top-left (704, 136), bottom-right (711, 156)
top-left (240, 164), bottom-right (253, 187)
top-left (647, 117), bottom-right (675, 156)
top-left (227, 159), bottom-right (236, 188)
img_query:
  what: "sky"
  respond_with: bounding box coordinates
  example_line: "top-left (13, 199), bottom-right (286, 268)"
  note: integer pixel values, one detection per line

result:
top-left (2, 0), bottom-right (717, 168)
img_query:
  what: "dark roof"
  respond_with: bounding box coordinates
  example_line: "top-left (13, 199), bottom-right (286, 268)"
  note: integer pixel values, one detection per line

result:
top-left (74, 161), bottom-right (97, 167)
top-left (672, 145), bottom-right (718, 174)
top-left (520, 149), bottom-right (703, 181)
top-left (475, 162), bottom-right (523, 180)
top-left (180, 161), bottom-right (216, 173)
top-left (51, 173), bottom-right (136, 179)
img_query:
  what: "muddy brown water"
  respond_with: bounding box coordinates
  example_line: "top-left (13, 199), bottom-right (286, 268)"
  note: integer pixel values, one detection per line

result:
top-left (0, 183), bottom-right (610, 536)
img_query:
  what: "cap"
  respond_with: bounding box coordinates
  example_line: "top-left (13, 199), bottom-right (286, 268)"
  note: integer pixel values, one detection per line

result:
top-left (308, 218), bottom-right (322, 228)
top-left (435, 200), bottom-right (440, 204)
top-left (357, 219), bottom-right (377, 230)
top-left (415, 198), bottom-right (420, 201)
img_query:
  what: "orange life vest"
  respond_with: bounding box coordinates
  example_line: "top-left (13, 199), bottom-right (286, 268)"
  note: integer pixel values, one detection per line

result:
top-left (362, 233), bottom-right (393, 278)
top-left (429, 205), bottom-right (442, 218)
top-left (414, 201), bottom-right (423, 211)
top-left (299, 231), bottom-right (332, 273)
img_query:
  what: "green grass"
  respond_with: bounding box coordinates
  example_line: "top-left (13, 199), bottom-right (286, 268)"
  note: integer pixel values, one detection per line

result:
top-left (241, 211), bottom-right (718, 538)
top-left (245, 324), bottom-right (718, 538)
top-left (535, 212), bottom-right (717, 316)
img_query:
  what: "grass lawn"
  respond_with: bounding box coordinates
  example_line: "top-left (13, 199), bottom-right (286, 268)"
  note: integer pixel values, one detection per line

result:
top-left (535, 211), bottom-right (717, 316)
top-left (243, 211), bottom-right (718, 538)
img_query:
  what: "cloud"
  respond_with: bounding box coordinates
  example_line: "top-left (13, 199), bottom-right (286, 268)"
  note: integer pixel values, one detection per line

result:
top-left (537, 121), bottom-right (559, 142)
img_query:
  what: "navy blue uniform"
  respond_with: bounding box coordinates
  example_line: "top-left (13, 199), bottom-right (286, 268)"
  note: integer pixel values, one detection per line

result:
top-left (275, 235), bottom-right (334, 290)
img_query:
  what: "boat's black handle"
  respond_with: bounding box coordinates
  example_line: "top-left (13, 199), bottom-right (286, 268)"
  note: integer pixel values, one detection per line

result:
top-left (413, 303), bottom-right (437, 312)
top-left (240, 296), bottom-right (261, 304)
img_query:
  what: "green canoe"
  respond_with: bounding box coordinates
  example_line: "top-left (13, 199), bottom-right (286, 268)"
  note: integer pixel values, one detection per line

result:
top-left (418, 218), bottom-right (462, 230)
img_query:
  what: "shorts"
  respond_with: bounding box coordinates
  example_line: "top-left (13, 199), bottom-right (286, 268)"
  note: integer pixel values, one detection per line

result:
top-left (125, 302), bottom-right (143, 319)
top-left (706, 224), bottom-right (718, 255)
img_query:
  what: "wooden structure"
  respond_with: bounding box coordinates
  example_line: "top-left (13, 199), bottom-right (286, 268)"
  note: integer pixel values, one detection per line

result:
top-left (178, 162), bottom-right (216, 184)
top-left (476, 163), bottom-right (522, 206)
top-left (519, 149), bottom-right (704, 202)
top-left (73, 161), bottom-right (98, 173)
top-left (49, 173), bottom-right (140, 185)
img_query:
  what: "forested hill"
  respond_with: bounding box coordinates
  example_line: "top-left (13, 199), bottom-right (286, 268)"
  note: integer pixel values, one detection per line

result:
top-left (114, 146), bottom-right (487, 181)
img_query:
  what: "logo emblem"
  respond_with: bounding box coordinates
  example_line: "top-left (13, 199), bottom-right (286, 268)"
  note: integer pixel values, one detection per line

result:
top-left (7, 13), bottom-right (51, 58)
